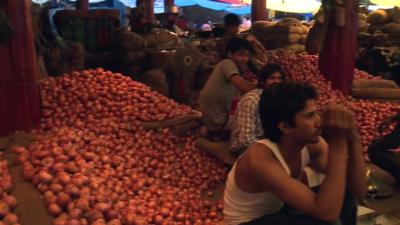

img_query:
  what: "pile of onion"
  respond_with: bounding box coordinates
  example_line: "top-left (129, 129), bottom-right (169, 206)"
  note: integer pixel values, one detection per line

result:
top-left (0, 152), bottom-right (19, 224)
top-left (16, 68), bottom-right (227, 224)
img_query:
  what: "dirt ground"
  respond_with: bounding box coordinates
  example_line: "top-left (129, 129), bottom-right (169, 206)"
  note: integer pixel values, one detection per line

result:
top-left (1, 132), bottom-right (400, 225)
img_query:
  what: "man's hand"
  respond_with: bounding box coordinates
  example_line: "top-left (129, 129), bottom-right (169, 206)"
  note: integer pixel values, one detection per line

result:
top-left (321, 104), bottom-right (356, 144)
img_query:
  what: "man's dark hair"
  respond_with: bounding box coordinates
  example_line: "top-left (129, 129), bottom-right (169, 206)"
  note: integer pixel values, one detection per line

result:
top-left (225, 36), bottom-right (253, 55)
top-left (258, 63), bottom-right (285, 86)
top-left (259, 82), bottom-right (318, 142)
top-left (224, 13), bottom-right (241, 27)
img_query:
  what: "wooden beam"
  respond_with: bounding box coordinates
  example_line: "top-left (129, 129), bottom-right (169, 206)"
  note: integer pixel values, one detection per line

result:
top-left (145, 0), bottom-right (155, 23)
top-left (251, 0), bottom-right (267, 22)
top-left (164, 0), bottom-right (174, 12)
top-left (77, 0), bottom-right (89, 11)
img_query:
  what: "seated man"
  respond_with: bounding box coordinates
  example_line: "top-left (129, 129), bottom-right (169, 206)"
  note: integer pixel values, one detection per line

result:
top-left (230, 63), bottom-right (285, 155)
top-left (224, 82), bottom-right (366, 225)
top-left (198, 37), bottom-right (256, 140)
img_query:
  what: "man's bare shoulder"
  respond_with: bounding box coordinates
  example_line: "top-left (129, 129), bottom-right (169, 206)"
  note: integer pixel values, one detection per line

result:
top-left (235, 142), bottom-right (292, 192)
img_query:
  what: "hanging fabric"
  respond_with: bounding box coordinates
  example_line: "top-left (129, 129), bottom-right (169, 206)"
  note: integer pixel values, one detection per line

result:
top-left (0, 9), bottom-right (13, 43)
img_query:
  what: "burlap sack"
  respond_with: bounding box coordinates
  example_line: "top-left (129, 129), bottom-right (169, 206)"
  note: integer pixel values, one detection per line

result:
top-left (353, 79), bottom-right (399, 89)
top-left (251, 21), bottom-right (275, 34)
top-left (143, 30), bottom-right (178, 49)
top-left (359, 13), bottom-right (368, 21)
top-left (305, 6), bottom-right (331, 54)
top-left (65, 41), bottom-right (85, 72)
top-left (285, 44), bottom-right (305, 53)
top-left (140, 110), bottom-right (202, 130)
top-left (267, 33), bottom-right (301, 44)
top-left (359, 20), bottom-right (370, 32)
top-left (383, 23), bottom-right (400, 38)
top-left (138, 69), bottom-right (169, 97)
top-left (392, 7), bottom-right (400, 23)
top-left (367, 9), bottom-right (390, 25)
top-left (123, 50), bottom-right (147, 65)
top-left (298, 34), bottom-right (308, 44)
top-left (373, 32), bottom-right (390, 46)
top-left (367, 24), bottom-right (384, 34)
top-left (351, 88), bottom-right (400, 100)
top-left (112, 30), bottom-right (146, 50)
top-left (277, 18), bottom-right (302, 26)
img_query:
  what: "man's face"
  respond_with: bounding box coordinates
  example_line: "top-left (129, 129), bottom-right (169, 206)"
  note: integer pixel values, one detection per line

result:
top-left (228, 49), bottom-right (250, 69)
top-left (263, 72), bottom-right (284, 88)
top-left (289, 99), bottom-right (322, 144)
top-left (226, 25), bottom-right (240, 35)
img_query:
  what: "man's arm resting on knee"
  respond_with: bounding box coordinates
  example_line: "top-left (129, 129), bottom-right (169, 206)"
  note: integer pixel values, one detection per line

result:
top-left (346, 129), bottom-right (367, 197)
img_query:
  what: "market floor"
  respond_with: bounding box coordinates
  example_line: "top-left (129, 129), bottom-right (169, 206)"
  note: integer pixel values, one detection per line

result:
top-left (1, 132), bottom-right (400, 225)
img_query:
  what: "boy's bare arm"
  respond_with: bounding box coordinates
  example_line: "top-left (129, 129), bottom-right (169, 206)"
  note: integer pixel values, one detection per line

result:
top-left (230, 74), bottom-right (256, 94)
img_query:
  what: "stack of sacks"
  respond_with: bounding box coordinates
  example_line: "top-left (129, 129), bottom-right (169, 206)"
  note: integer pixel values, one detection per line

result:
top-left (111, 29), bottom-right (147, 67)
top-left (251, 18), bottom-right (309, 53)
top-left (44, 41), bottom-right (86, 76)
top-left (358, 7), bottom-right (400, 47)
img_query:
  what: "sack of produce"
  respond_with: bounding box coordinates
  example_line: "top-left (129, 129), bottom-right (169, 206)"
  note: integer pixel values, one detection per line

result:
top-left (353, 79), bottom-right (399, 89)
top-left (138, 69), bottom-right (169, 97)
top-left (359, 13), bottom-right (368, 21)
top-left (373, 32), bottom-right (390, 46)
top-left (285, 44), bottom-right (305, 53)
top-left (392, 7), bottom-right (400, 23)
top-left (359, 20), bottom-right (370, 32)
top-left (367, 24), bottom-right (384, 34)
top-left (351, 88), bottom-right (400, 100)
top-left (112, 30), bottom-right (146, 50)
top-left (383, 23), bottom-right (400, 38)
top-left (143, 30), bottom-right (178, 49)
top-left (123, 50), bottom-right (147, 65)
top-left (140, 110), bottom-right (202, 131)
top-left (367, 9), bottom-right (390, 25)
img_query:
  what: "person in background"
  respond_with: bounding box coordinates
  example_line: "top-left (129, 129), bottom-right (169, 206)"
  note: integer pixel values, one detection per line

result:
top-left (230, 63), bottom-right (285, 155)
top-left (199, 37), bottom-right (257, 141)
top-left (201, 22), bottom-right (212, 31)
top-left (224, 82), bottom-right (366, 225)
top-left (176, 16), bottom-right (188, 31)
top-left (219, 13), bottom-right (242, 55)
top-left (224, 13), bottom-right (241, 37)
top-left (242, 16), bottom-right (252, 30)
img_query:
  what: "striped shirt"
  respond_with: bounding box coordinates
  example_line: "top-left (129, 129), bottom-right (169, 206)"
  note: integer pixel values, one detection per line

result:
top-left (230, 89), bottom-right (264, 153)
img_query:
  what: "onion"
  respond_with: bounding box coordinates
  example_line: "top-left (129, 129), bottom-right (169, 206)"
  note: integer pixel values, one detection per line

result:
top-left (38, 170), bottom-right (53, 184)
top-left (3, 212), bottom-right (18, 224)
top-left (2, 195), bottom-right (17, 210)
top-left (48, 203), bottom-right (62, 216)
top-left (0, 201), bottom-right (10, 218)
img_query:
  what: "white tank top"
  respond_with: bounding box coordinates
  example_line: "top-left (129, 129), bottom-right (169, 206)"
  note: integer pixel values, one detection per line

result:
top-left (223, 139), bottom-right (310, 225)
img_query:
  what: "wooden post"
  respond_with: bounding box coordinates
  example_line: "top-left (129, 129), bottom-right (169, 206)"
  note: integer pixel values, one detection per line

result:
top-left (145, 0), bottom-right (155, 23)
top-left (319, 0), bottom-right (358, 94)
top-left (164, 0), bottom-right (174, 12)
top-left (77, 0), bottom-right (89, 11)
top-left (251, 0), bottom-right (267, 22)
top-left (0, 0), bottom-right (41, 135)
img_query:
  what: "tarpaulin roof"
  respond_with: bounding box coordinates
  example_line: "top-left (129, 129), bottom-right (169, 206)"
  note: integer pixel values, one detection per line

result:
top-left (32, 0), bottom-right (321, 14)
top-left (370, 0), bottom-right (400, 7)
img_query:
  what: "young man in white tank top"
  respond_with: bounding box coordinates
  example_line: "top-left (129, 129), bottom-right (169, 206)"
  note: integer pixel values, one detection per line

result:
top-left (224, 82), bottom-right (367, 225)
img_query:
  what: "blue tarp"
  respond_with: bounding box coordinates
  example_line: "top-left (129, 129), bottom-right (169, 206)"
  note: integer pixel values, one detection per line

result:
top-left (224, 5), bottom-right (250, 14)
top-left (32, 0), bottom-right (250, 14)
top-left (195, 0), bottom-right (231, 10)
